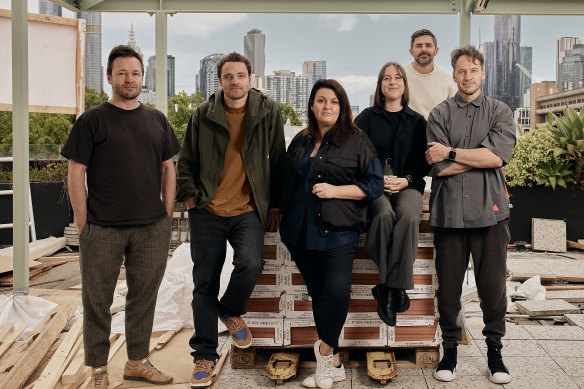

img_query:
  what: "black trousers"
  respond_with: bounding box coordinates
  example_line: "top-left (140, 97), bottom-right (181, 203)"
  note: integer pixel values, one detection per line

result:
top-left (289, 241), bottom-right (357, 354)
top-left (188, 209), bottom-right (265, 361)
top-left (434, 219), bottom-right (510, 349)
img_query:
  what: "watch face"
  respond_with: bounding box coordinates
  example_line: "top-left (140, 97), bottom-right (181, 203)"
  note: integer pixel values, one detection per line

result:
top-left (449, 150), bottom-right (456, 160)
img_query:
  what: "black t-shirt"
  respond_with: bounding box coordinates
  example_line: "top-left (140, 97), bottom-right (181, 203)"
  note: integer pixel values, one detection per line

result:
top-left (361, 109), bottom-right (402, 164)
top-left (61, 102), bottom-right (181, 226)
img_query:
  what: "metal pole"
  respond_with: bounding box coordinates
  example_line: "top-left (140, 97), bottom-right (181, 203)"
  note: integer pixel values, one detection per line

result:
top-left (155, 12), bottom-right (168, 116)
top-left (11, 0), bottom-right (30, 295)
top-left (459, 1), bottom-right (472, 47)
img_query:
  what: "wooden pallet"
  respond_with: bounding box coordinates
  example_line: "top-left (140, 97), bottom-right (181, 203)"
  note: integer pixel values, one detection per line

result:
top-left (230, 344), bottom-right (438, 370)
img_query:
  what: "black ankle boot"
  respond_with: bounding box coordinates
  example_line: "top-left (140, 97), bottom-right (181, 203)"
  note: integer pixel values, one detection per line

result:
top-left (487, 346), bottom-right (512, 384)
top-left (371, 285), bottom-right (396, 326)
top-left (434, 345), bottom-right (457, 382)
top-left (392, 289), bottom-right (410, 313)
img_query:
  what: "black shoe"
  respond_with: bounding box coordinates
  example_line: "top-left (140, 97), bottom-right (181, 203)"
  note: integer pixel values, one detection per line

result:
top-left (487, 346), bottom-right (512, 384)
top-left (371, 285), bottom-right (396, 326)
top-left (393, 289), bottom-right (410, 313)
top-left (433, 346), bottom-right (457, 382)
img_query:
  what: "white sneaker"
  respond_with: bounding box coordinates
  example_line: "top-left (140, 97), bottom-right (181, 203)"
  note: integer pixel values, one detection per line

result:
top-left (313, 340), bottom-right (334, 389)
top-left (302, 363), bottom-right (346, 388)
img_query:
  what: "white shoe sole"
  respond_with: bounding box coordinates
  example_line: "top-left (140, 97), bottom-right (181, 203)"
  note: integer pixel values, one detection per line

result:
top-left (434, 368), bottom-right (456, 382)
top-left (490, 372), bottom-right (512, 384)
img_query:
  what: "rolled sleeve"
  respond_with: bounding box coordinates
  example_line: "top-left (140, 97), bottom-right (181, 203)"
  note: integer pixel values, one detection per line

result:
top-left (480, 104), bottom-right (516, 164)
top-left (355, 157), bottom-right (383, 201)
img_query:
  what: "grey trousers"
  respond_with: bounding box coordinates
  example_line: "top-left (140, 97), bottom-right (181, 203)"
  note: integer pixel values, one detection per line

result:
top-left (365, 189), bottom-right (422, 290)
top-left (434, 219), bottom-right (510, 349)
top-left (79, 216), bottom-right (171, 367)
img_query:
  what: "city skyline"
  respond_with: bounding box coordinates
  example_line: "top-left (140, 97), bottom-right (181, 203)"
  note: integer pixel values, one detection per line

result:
top-left (2, 1), bottom-right (584, 112)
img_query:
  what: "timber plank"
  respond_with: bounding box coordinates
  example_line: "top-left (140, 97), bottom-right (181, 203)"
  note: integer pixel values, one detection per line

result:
top-left (33, 318), bottom-right (83, 389)
top-left (0, 304), bottom-right (75, 388)
top-left (515, 300), bottom-right (581, 317)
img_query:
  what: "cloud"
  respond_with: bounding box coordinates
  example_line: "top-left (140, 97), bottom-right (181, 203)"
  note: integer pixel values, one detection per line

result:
top-left (336, 75), bottom-right (377, 111)
top-left (168, 14), bottom-right (247, 37)
top-left (319, 15), bottom-right (359, 33)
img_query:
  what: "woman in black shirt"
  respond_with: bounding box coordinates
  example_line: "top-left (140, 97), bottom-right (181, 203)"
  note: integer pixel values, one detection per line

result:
top-left (354, 62), bottom-right (430, 327)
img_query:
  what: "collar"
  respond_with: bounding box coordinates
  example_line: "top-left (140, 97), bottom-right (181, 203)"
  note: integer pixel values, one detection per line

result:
top-left (206, 88), bottom-right (267, 129)
top-left (370, 105), bottom-right (417, 117)
top-left (454, 92), bottom-right (485, 108)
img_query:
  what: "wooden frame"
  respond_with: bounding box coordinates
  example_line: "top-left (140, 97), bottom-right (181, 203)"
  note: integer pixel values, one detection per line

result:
top-left (0, 10), bottom-right (85, 116)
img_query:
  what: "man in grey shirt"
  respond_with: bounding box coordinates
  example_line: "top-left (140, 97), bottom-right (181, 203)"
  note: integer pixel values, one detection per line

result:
top-left (425, 45), bottom-right (516, 385)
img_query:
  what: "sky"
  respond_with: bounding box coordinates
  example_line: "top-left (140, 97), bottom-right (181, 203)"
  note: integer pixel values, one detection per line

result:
top-left (2, 1), bottom-right (584, 112)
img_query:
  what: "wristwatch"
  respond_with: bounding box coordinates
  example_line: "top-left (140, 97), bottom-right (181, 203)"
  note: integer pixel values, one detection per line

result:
top-left (405, 175), bottom-right (414, 186)
top-left (448, 147), bottom-right (457, 161)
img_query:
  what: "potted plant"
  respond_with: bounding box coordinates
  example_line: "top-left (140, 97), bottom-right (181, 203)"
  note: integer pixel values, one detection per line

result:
top-left (504, 107), bottom-right (584, 242)
top-left (0, 161), bottom-right (72, 245)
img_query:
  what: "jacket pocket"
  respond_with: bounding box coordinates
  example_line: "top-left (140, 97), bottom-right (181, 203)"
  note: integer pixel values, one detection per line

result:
top-left (321, 198), bottom-right (367, 232)
top-left (324, 157), bottom-right (358, 185)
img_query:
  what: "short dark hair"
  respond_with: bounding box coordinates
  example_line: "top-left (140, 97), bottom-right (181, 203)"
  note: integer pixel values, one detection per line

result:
top-left (374, 62), bottom-right (410, 109)
top-left (410, 29), bottom-right (437, 48)
top-left (451, 45), bottom-right (485, 70)
top-left (217, 52), bottom-right (252, 79)
top-left (106, 45), bottom-right (143, 76)
top-left (302, 79), bottom-right (361, 142)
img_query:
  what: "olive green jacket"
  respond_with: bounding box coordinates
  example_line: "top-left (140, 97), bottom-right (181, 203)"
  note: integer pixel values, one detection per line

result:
top-left (176, 88), bottom-right (285, 226)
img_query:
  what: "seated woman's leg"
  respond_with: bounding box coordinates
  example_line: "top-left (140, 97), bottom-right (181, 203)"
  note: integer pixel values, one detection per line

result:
top-left (365, 195), bottom-right (396, 284)
top-left (387, 189), bottom-right (423, 290)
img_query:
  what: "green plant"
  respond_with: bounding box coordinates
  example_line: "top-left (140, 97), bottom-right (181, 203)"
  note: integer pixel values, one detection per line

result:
top-left (547, 107), bottom-right (584, 184)
top-left (537, 159), bottom-right (573, 189)
top-left (504, 127), bottom-right (559, 187)
top-left (0, 161), bottom-right (68, 183)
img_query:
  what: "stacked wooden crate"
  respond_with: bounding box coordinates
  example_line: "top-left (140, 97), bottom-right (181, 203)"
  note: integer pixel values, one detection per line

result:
top-left (242, 206), bottom-right (440, 352)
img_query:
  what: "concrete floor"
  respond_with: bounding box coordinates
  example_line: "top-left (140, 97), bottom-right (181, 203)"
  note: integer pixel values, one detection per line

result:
top-left (4, 251), bottom-right (584, 389)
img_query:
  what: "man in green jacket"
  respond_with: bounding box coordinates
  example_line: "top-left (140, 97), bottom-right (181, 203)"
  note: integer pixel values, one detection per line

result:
top-left (176, 52), bottom-right (285, 388)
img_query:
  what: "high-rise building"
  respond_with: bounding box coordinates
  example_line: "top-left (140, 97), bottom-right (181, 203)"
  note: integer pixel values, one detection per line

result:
top-left (126, 24), bottom-right (142, 56)
top-left (265, 70), bottom-right (310, 120)
top-left (145, 55), bottom-right (176, 97)
top-left (302, 60), bottom-right (326, 90)
top-left (557, 37), bottom-right (582, 87)
top-left (482, 15), bottom-right (522, 110)
top-left (39, 0), bottom-right (61, 16)
top-left (198, 53), bottom-right (224, 101)
top-left (558, 44), bottom-right (584, 92)
top-left (77, 12), bottom-right (103, 92)
top-left (519, 45), bottom-right (532, 107)
top-left (244, 29), bottom-right (265, 79)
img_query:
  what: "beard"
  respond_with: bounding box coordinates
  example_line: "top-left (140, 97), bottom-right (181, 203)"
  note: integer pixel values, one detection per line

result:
top-left (415, 52), bottom-right (433, 65)
top-left (113, 83), bottom-right (141, 100)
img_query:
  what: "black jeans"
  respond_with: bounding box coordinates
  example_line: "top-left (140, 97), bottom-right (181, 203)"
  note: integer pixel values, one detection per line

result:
top-left (188, 208), bottom-right (265, 361)
top-left (434, 219), bottom-right (510, 349)
top-left (289, 241), bottom-right (357, 354)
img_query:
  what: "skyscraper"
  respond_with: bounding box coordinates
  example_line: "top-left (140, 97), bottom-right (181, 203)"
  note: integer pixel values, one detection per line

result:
top-left (38, 0), bottom-right (61, 16)
top-left (198, 53), bottom-right (224, 101)
top-left (265, 70), bottom-right (310, 119)
top-left (145, 55), bottom-right (176, 97)
top-left (244, 29), bottom-right (265, 79)
top-left (519, 45), bottom-right (532, 107)
top-left (77, 12), bottom-right (103, 92)
top-left (482, 15), bottom-right (521, 110)
top-left (302, 60), bottom-right (327, 90)
top-left (557, 37), bottom-right (582, 90)
top-left (558, 44), bottom-right (584, 91)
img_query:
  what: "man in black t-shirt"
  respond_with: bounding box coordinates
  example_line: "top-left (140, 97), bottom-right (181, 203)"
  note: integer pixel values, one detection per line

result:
top-left (61, 45), bottom-right (180, 389)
